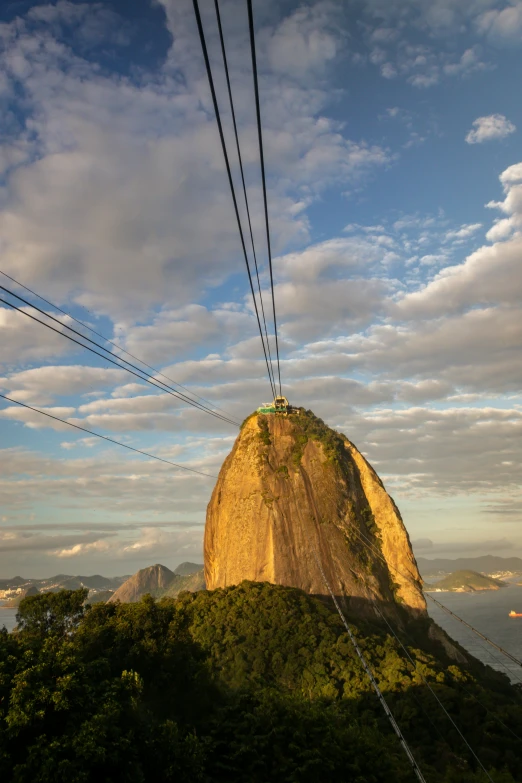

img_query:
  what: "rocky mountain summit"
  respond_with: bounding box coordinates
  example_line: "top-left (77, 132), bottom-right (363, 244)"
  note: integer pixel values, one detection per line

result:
top-left (205, 409), bottom-right (426, 619)
top-left (108, 562), bottom-right (204, 603)
top-left (108, 564), bottom-right (174, 603)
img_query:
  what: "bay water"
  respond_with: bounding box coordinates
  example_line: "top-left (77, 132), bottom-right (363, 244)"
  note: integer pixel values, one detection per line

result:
top-left (0, 607), bottom-right (18, 632)
top-left (426, 582), bottom-right (522, 684)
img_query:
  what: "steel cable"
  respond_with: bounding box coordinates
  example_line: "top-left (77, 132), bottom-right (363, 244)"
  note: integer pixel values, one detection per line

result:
top-left (246, 0), bottom-right (282, 397)
top-left (0, 393), bottom-right (217, 478)
top-left (0, 269), bottom-right (237, 422)
top-left (213, 0), bottom-right (276, 395)
top-left (192, 0), bottom-right (276, 400)
top-left (307, 538), bottom-right (427, 783)
top-left (349, 523), bottom-right (522, 673)
top-left (0, 291), bottom-right (239, 428)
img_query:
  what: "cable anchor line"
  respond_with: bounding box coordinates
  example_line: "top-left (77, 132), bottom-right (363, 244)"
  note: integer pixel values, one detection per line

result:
top-left (0, 393), bottom-right (217, 478)
top-left (0, 269), bottom-right (237, 422)
top-left (349, 524), bottom-right (522, 677)
top-left (426, 593), bottom-right (522, 669)
top-left (247, 0), bottom-right (282, 397)
top-left (192, 0), bottom-right (276, 400)
top-left (360, 584), bottom-right (496, 783)
top-left (0, 289), bottom-right (240, 428)
top-left (308, 544), bottom-right (427, 783)
top-left (308, 508), bottom-right (497, 782)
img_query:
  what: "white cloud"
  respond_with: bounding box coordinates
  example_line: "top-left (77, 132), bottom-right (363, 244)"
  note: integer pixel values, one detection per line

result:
top-left (0, 366), bottom-right (127, 403)
top-left (0, 306), bottom-right (74, 364)
top-left (119, 305), bottom-right (252, 365)
top-left (364, 0), bottom-right (502, 34)
top-left (0, 1), bottom-right (390, 324)
top-left (476, 2), bottom-right (522, 44)
top-left (275, 278), bottom-right (387, 341)
top-left (443, 223), bottom-right (482, 242)
top-left (55, 539), bottom-right (111, 558)
top-left (465, 114), bottom-right (516, 144)
top-left (442, 46), bottom-right (489, 77)
top-left (397, 162), bottom-right (522, 317)
top-left (266, 3), bottom-right (340, 77)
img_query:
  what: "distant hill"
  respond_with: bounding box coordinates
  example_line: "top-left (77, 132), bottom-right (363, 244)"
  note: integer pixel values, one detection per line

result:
top-left (174, 562), bottom-right (203, 576)
top-left (107, 564), bottom-right (205, 603)
top-left (426, 570), bottom-right (508, 593)
top-left (0, 568), bottom-right (203, 606)
top-left (162, 569), bottom-right (205, 598)
top-left (86, 590), bottom-right (115, 605)
top-left (0, 576), bottom-right (27, 590)
top-left (417, 555), bottom-right (522, 578)
top-left (108, 564), bottom-right (176, 603)
top-left (0, 574), bottom-right (128, 594)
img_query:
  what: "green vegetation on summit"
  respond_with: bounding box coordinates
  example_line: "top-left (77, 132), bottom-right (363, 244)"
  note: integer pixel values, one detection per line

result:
top-left (1, 582), bottom-right (521, 782)
top-left (427, 570), bottom-right (508, 592)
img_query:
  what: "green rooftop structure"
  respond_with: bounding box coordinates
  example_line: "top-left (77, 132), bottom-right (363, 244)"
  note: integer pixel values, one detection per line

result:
top-left (257, 396), bottom-right (298, 415)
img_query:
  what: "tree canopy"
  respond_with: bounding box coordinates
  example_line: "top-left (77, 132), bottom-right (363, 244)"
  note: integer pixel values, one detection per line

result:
top-left (0, 581), bottom-right (520, 782)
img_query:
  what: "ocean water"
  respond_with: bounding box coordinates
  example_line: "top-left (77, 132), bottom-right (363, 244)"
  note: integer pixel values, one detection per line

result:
top-left (0, 607), bottom-right (18, 632)
top-left (426, 583), bottom-right (522, 684)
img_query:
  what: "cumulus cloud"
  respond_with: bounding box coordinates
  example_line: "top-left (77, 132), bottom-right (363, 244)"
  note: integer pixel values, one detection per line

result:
top-left (0, 306), bottom-right (75, 364)
top-left (119, 305), bottom-right (252, 365)
top-left (414, 537), bottom-right (515, 556)
top-left (55, 539), bottom-right (111, 558)
top-left (465, 114), bottom-right (516, 144)
top-left (0, 0), bottom-right (392, 327)
top-left (0, 366), bottom-right (128, 404)
top-left (396, 161), bottom-right (522, 318)
top-left (266, 2), bottom-right (340, 77)
top-left (476, 2), bottom-right (522, 44)
top-left (342, 405), bottom-right (522, 495)
top-left (1, 2), bottom-right (522, 573)
top-left (275, 278), bottom-right (387, 341)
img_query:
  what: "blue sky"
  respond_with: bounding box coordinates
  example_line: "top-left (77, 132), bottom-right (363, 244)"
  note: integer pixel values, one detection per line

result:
top-left (0, 0), bottom-right (521, 577)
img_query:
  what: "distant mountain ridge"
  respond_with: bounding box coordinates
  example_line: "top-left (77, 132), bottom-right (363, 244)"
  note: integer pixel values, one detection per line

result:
top-left (417, 555), bottom-right (522, 578)
top-left (0, 574), bottom-right (128, 593)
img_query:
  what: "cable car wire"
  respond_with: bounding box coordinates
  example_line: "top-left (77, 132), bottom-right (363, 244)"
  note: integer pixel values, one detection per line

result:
top-left (246, 0), bottom-right (282, 397)
top-left (213, 0), bottom-right (276, 395)
top-left (319, 516), bottom-right (519, 766)
top-left (0, 287), bottom-right (240, 427)
top-left (0, 393), bottom-right (217, 478)
top-left (359, 583), bottom-right (496, 783)
top-left (0, 269), bottom-right (240, 423)
top-left (427, 593), bottom-right (522, 669)
top-left (349, 523), bottom-right (522, 676)
top-left (347, 525), bottom-right (522, 733)
top-left (319, 536), bottom-right (496, 777)
top-left (307, 538), bottom-right (427, 783)
top-left (192, 0), bottom-right (276, 400)
top-left (0, 294), bottom-right (239, 428)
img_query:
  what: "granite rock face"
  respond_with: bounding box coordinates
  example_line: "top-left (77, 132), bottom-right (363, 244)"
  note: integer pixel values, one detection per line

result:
top-left (204, 411), bottom-right (426, 618)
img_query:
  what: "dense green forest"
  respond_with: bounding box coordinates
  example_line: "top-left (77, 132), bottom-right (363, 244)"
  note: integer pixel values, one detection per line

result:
top-left (1, 581), bottom-right (521, 782)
